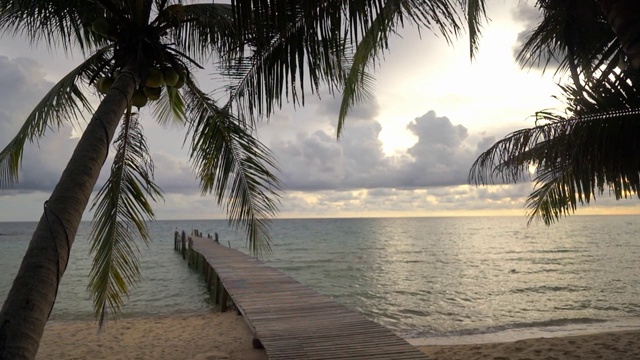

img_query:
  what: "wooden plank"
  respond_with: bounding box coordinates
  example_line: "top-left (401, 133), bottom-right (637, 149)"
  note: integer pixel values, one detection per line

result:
top-left (182, 234), bottom-right (427, 360)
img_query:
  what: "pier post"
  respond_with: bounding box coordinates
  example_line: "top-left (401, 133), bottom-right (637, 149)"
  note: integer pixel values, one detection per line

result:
top-left (215, 275), bottom-right (222, 304)
top-left (220, 287), bottom-right (229, 312)
top-left (181, 231), bottom-right (186, 259)
top-left (188, 236), bottom-right (194, 267)
top-left (212, 272), bottom-right (219, 301)
top-left (206, 265), bottom-right (212, 290)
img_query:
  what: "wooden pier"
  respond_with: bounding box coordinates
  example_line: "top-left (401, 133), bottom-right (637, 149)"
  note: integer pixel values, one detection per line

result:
top-left (174, 230), bottom-right (428, 359)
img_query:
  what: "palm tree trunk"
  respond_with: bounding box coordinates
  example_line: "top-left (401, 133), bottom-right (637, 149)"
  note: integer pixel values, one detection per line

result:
top-left (597, 0), bottom-right (640, 69)
top-left (0, 69), bottom-right (140, 360)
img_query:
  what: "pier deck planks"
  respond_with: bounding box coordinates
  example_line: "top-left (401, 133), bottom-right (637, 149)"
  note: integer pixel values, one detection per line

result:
top-left (188, 235), bottom-right (427, 360)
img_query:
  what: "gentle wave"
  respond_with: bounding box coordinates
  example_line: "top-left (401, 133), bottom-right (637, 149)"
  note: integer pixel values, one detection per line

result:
top-left (4, 216), bottom-right (640, 343)
top-left (410, 317), bottom-right (609, 339)
top-left (511, 285), bottom-right (590, 294)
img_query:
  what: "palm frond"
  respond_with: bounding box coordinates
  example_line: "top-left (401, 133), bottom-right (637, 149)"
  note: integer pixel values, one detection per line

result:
top-left (469, 108), bottom-right (640, 224)
top-left (88, 110), bottom-right (163, 327)
top-left (183, 75), bottom-right (281, 257)
top-left (515, 0), bottom-right (616, 76)
top-left (338, 0), bottom-right (402, 137)
top-left (222, 8), bottom-right (343, 123)
top-left (466, 0), bottom-right (487, 59)
top-left (0, 47), bottom-right (113, 188)
top-left (0, 0), bottom-right (109, 53)
top-left (151, 85), bottom-right (186, 128)
top-left (167, 3), bottom-right (239, 66)
top-left (225, 0), bottom-right (464, 123)
top-left (525, 164), bottom-right (584, 225)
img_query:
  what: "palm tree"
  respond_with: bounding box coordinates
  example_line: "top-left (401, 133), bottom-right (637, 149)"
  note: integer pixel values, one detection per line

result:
top-left (468, 0), bottom-right (640, 224)
top-left (0, 1), bottom-right (467, 358)
top-left (597, 0), bottom-right (640, 70)
top-left (0, 2), bottom-right (280, 358)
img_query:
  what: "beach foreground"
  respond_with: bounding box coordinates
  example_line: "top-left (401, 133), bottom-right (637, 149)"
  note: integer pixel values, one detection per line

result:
top-left (417, 330), bottom-right (640, 360)
top-left (37, 312), bottom-right (267, 360)
top-left (37, 311), bottom-right (640, 359)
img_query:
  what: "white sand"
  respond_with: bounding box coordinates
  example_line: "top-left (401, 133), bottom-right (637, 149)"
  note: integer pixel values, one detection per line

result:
top-left (418, 330), bottom-right (640, 359)
top-left (37, 311), bottom-right (267, 360)
top-left (37, 311), bottom-right (640, 359)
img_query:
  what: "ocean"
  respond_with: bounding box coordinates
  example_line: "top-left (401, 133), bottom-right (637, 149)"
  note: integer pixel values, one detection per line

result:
top-left (2, 215), bottom-right (640, 344)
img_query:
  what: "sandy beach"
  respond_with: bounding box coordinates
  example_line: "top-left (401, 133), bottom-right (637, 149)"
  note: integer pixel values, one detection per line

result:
top-left (37, 310), bottom-right (640, 359)
top-left (417, 330), bottom-right (640, 360)
top-left (37, 311), bottom-right (267, 360)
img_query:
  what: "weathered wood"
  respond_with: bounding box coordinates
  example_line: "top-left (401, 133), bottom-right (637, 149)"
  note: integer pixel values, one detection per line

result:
top-left (215, 275), bottom-right (222, 304)
top-left (221, 287), bottom-right (229, 312)
top-left (179, 233), bottom-right (428, 360)
top-left (181, 231), bottom-right (186, 259)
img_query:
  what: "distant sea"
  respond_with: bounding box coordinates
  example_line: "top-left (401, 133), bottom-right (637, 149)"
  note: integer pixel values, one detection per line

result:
top-left (3, 216), bottom-right (640, 344)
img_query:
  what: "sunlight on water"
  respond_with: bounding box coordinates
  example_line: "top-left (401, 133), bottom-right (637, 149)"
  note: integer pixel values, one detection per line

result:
top-left (261, 216), bottom-right (640, 338)
top-left (2, 215), bottom-right (640, 340)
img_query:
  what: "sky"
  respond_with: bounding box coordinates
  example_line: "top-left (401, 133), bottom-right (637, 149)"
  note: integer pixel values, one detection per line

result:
top-left (1, 1), bottom-right (639, 222)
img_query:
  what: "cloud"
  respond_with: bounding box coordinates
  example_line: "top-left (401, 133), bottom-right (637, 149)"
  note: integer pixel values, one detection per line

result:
top-left (0, 51), bottom-right (542, 222)
top-left (151, 151), bottom-right (199, 194)
top-left (400, 111), bottom-right (478, 187)
top-left (0, 56), bottom-right (80, 193)
top-left (270, 109), bottom-right (494, 191)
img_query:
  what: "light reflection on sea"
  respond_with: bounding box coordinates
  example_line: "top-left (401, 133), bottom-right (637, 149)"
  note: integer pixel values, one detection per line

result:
top-left (2, 215), bottom-right (640, 343)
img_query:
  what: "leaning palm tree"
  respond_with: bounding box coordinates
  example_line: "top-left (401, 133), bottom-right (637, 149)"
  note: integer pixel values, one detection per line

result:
top-left (0, 2), bottom-right (282, 358)
top-left (469, 0), bottom-right (640, 224)
top-left (0, 1), bottom-right (468, 358)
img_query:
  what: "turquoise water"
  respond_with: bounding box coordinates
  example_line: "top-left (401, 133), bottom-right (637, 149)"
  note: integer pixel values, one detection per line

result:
top-left (2, 216), bottom-right (640, 342)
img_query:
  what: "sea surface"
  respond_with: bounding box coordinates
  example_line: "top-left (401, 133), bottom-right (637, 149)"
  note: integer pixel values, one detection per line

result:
top-left (2, 215), bottom-right (640, 344)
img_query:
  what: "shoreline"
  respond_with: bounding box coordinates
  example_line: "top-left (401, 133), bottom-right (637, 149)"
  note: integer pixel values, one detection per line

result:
top-left (37, 312), bottom-right (640, 359)
top-left (417, 330), bottom-right (640, 359)
top-left (409, 316), bottom-right (640, 346)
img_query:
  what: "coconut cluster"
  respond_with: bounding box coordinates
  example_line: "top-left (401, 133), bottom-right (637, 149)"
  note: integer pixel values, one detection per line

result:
top-left (94, 66), bottom-right (185, 108)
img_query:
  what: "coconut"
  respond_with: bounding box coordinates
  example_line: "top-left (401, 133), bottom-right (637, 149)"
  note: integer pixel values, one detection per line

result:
top-left (145, 67), bottom-right (164, 88)
top-left (131, 89), bottom-right (148, 108)
top-left (162, 68), bottom-right (180, 87)
top-left (143, 86), bottom-right (162, 101)
top-left (173, 74), bottom-right (185, 89)
top-left (95, 76), bottom-right (113, 94)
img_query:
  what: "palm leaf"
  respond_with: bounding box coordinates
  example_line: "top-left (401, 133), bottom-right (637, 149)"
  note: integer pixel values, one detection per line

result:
top-left (469, 108), bottom-right (640, 224)
top-left (0, 0), bottom-right (109, 53)
top-left (515, 1), bottom-right (617, 76)
top-left (151, 85), bottom-right (186, 128)
top-left (524, 164), bottom-right (579, 225)
top-left (338, 0), bottom-right (402, 137)
top-left (225, 0), bottom-right (464, 123)
top-left (183, 74), bottom-right (280, 257)
top-left (466, 0), bottom-right (487, 59)
top-left (88, 109), bottom-right (163, 327)
top-left (222, 8), bottom-right (342, 123)
top-left (472, 7), bottom-right (640, 225)
top-left (166, 3), bottom-right (239, 66)
top-left (0, 46), bottom-right (113, 188)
